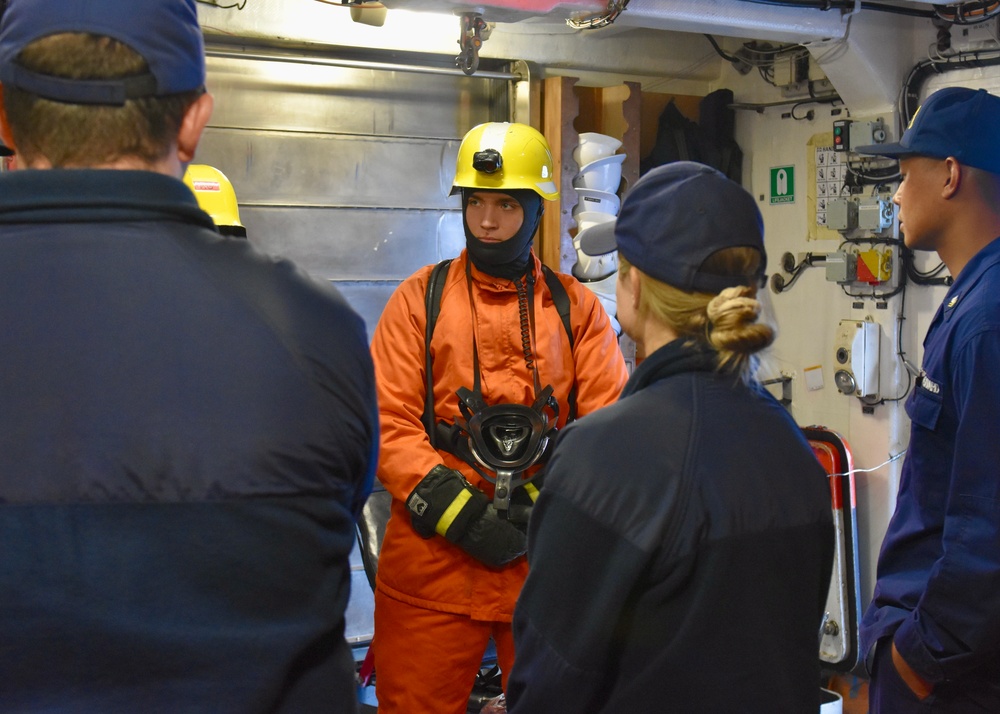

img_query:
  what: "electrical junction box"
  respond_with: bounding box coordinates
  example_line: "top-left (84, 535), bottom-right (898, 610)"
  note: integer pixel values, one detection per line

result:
top-left (772, 50), bottom-right (808, 87)
top-left (825, 252), bottom-right (857, 284)
top-left (849, 120), bottom-right (886, 150)
top-left (858, 198), bottom-right (894, 232)
top-left (952, 17), bottom-right (1000, 52)
top-left (827, 197), bottom-right (858, 231)
top-left (834, 319), bottom-right (880, 398)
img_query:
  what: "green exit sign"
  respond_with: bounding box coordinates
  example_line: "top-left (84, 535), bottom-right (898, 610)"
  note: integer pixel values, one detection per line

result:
top-left (770, 165), bottom-right (795, 204)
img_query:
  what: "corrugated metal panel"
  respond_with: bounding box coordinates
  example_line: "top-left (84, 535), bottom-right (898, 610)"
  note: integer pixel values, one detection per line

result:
top-left (205, 53), bottom-right (500, 138)
top-left (196, 43), bottom-right (504, 326)
top-left (333, 282), bottom-right (406, 341)
top-left (195, 128), bottom-right (462, 209)
top-left (240, 206), bottom-right (464, 279)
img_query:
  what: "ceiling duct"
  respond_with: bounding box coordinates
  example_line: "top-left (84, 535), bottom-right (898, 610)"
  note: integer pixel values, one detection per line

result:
top-left (610, 0), bottom-right (852, 43)
top-left (604, 0), bottom-right (921, 114)
top-left (375, 0), bottom-right (851, 39)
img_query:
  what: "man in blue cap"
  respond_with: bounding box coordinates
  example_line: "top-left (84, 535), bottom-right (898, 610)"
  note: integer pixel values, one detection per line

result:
top-left (0, 2), bottom-right (378, 712)
top-left (855, 87), bottom-right (1000, 712)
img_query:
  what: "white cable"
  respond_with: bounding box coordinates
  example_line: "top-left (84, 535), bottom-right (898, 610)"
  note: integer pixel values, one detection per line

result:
top-left (830, 450), bottom-right (904, 479)
top-left (642, 52), bottom-right (719, 92)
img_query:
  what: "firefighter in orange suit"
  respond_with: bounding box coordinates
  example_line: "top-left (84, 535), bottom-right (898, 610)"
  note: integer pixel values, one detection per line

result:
top-left (369, 122), bottom-right (628, 714)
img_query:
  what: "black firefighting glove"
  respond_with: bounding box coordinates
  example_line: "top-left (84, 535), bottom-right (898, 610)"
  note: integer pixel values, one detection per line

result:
top-left (508, 472), bottom-right (543, 533)
top-left (407, 465), bottom-right (526, 568)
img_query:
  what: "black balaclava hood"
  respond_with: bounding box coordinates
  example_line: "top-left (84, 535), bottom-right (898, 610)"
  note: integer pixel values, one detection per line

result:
top-left (462, 188), bottom-right (544, 281)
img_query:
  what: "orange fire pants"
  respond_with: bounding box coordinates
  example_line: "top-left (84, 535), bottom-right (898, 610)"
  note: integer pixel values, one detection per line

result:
top-left (372, 589), bottom-right (515, 714)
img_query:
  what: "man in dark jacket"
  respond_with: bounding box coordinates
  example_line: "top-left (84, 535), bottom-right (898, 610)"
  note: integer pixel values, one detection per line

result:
top-left (0, 1), bottom-right (378, 711)
top-left (506, 162), bottom-right (834, 714)
top-left (856, 86), bottom-right (1000, 713)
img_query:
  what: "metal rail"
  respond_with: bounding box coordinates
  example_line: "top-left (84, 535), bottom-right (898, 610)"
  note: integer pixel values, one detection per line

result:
top-left (205, 46), bottom-right (523, 81)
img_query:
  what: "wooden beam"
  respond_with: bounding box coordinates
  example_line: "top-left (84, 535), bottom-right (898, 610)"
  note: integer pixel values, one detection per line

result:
top-left (540, 75), bottom-right (579, 273)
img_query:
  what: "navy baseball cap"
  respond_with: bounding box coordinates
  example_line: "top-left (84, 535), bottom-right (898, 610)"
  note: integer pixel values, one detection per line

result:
top-left (0, 0), bottom-right (205, 105)
top-left (855, 87), bottom-right (1000, 173)
top-left (579, 162), bottom-right (766, 293)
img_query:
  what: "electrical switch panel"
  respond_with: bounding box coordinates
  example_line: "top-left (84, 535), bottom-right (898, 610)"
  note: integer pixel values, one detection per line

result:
top-left (822, 247), bottom-right (895, 289)
top-left (832, 119), bottom-right (886, 152)
top-left (856, 248), bottom-right (893, 285)
top-left (832, 120), bottom-right (850, 152)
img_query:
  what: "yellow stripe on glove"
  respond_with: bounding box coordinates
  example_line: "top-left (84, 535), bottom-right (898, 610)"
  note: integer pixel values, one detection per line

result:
top-left (436, 489), bottom-right (474, 537)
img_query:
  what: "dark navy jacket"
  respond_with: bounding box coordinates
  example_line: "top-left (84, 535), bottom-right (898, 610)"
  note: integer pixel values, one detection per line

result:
top-left (861, 237), bottom-right (1000, 692)
top-left (0, 170), bottom-right (378, 713)
top-left (507, 340), bottom-right (833, 714)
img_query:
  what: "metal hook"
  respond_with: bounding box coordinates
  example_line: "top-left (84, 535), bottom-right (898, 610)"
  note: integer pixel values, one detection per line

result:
top-left (456, 12), bottom-right (488, 76)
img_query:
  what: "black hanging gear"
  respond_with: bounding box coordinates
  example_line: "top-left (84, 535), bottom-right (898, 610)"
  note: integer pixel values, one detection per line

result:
top-left (640, 88), bottom-right (743, 184)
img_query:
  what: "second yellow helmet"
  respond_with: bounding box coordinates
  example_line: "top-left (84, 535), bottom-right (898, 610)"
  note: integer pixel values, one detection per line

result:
top-left (183, 164), bottom-right (247, 238)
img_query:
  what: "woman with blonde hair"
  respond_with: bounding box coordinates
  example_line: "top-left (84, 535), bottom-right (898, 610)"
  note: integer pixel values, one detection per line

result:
top-left (506, 162), bottom-right (834, 714)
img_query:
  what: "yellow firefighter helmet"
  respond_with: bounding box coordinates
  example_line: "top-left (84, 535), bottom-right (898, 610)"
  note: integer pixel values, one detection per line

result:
top-left (452, 122), bottom-right (559, 201)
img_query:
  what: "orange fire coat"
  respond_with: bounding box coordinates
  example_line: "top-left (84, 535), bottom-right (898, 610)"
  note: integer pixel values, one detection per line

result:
top-left (370, 250), bottom-right (628, 622)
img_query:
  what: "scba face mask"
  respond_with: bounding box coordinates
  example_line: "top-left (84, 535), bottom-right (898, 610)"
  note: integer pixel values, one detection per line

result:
top-left (451, 384), bottom-right (559, 518)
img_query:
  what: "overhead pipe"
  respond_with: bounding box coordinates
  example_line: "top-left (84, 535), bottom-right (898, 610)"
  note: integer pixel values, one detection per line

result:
top-left (205, 46), bottom-right (524, 81)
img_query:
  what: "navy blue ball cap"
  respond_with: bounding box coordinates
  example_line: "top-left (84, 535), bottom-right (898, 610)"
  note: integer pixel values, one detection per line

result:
top-left (579, 161), bottom-right (766, 293)
top-left (0, 0), bottom-right (205, 105)
top-left (855, 87), bottom-right (1000, 174)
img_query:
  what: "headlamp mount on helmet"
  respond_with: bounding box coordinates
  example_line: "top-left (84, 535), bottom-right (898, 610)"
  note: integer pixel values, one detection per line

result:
top-left (472, 148), bottom-right (502, 174)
